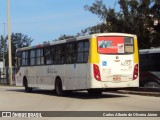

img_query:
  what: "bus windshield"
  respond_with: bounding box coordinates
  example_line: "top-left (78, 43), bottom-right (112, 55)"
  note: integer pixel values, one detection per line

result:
top-left (97, 36), bottom-right (134, 54)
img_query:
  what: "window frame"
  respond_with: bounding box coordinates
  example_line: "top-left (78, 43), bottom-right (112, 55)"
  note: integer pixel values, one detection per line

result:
top-left (30, 49), bottom-right (36, 66)
top-left (22, 51), bottom-right (29, 66)
top-left (66, 42), bottom-right (76, 64)
top-left (76, 39), bottom-right (89, 63)
top-left (36, 48), bottom-right (44, 66)
top-left (44, 46), bottom-right (54, 65)
top-left (55, 44), bottom-right (65, 65)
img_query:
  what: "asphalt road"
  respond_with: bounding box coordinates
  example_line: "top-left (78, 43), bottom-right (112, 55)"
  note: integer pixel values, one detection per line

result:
top-left (0, 86), bottom-right (159, 120)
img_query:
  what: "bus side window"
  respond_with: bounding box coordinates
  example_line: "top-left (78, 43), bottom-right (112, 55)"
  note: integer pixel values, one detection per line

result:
top-left (22, 51), bottom-right (29, 66)
top-left (77, 40), bottom-right (89, 63)
top-left (156, 53), bottom-right (160, 71)
top-left (61, 45), bottom-right (65, 64)
top-left (36, 49), bottom-right (44, 65)
top-left (66, 42), bottom-right (76, 64)
top-left (30, 50), bottom-right (36, 66)
top-left (18, 58), bottom-right (22, 67)
top-left (77, 42), bottom-right (83, 63)
top-left (149, 53), bottom-right (160, 71)
top-left (140, 54), bottom-right (149, 71)
top-left (55, 44), bottom-right (65, 64)
top-left (84, 40), bottom-right (89, 62)
top-left (51, 47), bottom-right (55, 64)
top-left (16, 51), bottom-right (22, 67)
top-left (44, 47), bottom-right (53, 65)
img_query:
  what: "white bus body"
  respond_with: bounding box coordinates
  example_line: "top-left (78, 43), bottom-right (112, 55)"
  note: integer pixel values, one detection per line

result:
top-left (15, 33), bottom-right (139, 95)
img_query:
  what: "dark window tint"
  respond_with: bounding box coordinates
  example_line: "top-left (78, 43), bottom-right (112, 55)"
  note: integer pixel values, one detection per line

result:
top-left (149, 53), bottom-right (160, 71)
top-left (44, 47), bottom-right (54, 65)
top-left (22, 51), bottom-right (29, 66)
top-left (30, 50), bottom-right (36, 65)
top-left (139, 54), bottom-right (150, 71)
top-left (66, 42), bottom-right (76, 64)
top-left (77, 40), bottom-right (89, 63)
top-left (140, 53), bottom-right (160, 72)
top-left (55, 44), bottom-right (65, 64)
top-left (17, 51), bottom-right (22, 67)
top-left (36, 49), bottom-right (44, 65)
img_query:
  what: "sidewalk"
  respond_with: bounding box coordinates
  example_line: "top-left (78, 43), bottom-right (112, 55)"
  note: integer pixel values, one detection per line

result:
top-left (116, 87), bottom-right (160, 97)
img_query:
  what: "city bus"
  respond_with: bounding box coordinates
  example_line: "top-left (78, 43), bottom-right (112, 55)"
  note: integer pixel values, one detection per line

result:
top-left (15, 33), bottom-right (139, 96)
top-left (139, 48), bottom-right (160, 88)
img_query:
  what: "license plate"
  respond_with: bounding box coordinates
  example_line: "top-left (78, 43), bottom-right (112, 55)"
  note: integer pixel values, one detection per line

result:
top-left (113, 76), bottom-right (121, 82)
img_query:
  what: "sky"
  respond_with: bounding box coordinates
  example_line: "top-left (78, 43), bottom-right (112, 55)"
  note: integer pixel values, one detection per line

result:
top-left (0, 0), bottom-right (118, 45)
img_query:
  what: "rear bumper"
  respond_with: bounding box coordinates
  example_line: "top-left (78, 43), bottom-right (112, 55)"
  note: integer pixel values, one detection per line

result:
top-left (89, 78), bottom-right (139, 89)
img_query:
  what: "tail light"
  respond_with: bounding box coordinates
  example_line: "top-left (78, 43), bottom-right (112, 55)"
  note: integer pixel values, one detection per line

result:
top-left (93, 64), bottom-right (101, 81)
top-left (133, 64), bottom-right (138, 80)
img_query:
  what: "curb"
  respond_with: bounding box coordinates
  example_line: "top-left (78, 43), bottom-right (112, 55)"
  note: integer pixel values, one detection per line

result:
top-left (116, 88), bottom-right (160, 97)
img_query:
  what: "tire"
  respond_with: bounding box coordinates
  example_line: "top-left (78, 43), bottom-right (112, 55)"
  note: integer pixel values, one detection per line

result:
top-left (55, 78), bottom-right (64, 96)
top-left (24, 78), bottom-right (32, 93)
top-left (87, 89), bottom-right (102, 96)
top-left (144, 81), bottom-right (160, 88)
top-left (140, 77), bottom-right (160, 88)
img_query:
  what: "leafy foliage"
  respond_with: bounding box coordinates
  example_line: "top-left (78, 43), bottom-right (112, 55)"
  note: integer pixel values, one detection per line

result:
top-left (0, 33), bottom-right (33, 66)
top-left (53, 34), bottom-right (75, 41)
top-left (11, 33), bottom-right (33, 66)
top-left (84, 0), bottom-right (160, 49)
top-left (0, 35), bottom-right (7, 62)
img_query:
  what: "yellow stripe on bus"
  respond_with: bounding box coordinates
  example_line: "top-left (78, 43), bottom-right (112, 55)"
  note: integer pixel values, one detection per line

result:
top-left (88, 37), bottom-right (99, 63)
top-left (134, 37), bottom-right (139, 63)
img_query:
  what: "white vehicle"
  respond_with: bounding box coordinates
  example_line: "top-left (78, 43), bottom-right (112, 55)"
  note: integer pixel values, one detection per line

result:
top-left (15, 33), bottom-right (139, 96)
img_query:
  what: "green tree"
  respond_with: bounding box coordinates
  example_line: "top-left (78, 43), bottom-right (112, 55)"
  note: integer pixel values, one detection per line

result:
top-left (53, 34), bottom-right (75, 41)
top-left (84, 0), bottom-right (160, 49)
top-left (149, 0), bottom-right (160, 46)
top-left (11, 33), bottom-right (33, 66)
top-left (0, 35), bottom-right (7, 63)
top-left (0, 33), bottom-right (33, 66)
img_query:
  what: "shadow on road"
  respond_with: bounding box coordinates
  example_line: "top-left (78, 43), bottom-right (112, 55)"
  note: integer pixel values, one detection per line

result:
top-left (60, 91), bottom-right (128, 99)
top-left (6, 88), bottom-right (128, 99)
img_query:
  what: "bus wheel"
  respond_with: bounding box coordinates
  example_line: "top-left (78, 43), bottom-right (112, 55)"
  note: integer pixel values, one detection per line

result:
top-left (24, 78), bottom-right (32, 93)
top-left (87, 89), bottom-right (102, 96)
top-left (55, 78), bottom-right (64, 96)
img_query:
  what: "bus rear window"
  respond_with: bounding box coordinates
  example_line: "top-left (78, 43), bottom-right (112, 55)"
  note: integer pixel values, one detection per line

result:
top-left (97, 36), bottom-right (134, 54)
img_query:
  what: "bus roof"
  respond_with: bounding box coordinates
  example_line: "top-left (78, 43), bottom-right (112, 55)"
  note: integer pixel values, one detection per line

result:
top-left (17, 33), bottom-right (137, 52)
top-left (139, 48), bottom-right (160, 54)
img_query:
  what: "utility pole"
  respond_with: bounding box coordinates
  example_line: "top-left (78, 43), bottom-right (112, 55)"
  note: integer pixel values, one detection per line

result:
top-left (2, 23), bottom-right (6, 76)
top-left (7, 0), bottom-right (12, 85)
top-left (3, 23), bottom-right (5, 68)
